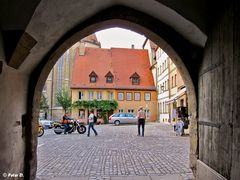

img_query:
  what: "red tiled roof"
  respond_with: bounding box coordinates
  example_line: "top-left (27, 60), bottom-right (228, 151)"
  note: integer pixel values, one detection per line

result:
top-left (71, 47), bottom-right (155, 90)
top-left (89, 71), bottom-right (98, 77)
top-left (105, 71), bottom-right (114, 77)
top-left (130, 72), bottom-right (140, 78)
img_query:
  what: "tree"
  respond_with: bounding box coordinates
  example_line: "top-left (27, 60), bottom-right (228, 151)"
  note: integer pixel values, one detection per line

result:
top-left (40, 94), bottom-right (49, 111)
top-left (72, 99), bottom-right (118, 124)
top-left (40, 94), bottom-right (49, 119)
top-left (56, 88), bottom-right (72, 113)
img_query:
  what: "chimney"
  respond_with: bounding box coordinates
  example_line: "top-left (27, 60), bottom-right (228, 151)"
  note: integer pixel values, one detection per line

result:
top-left (79, 42), bottom-right (85, 56)
top-left (131, 44), bottom-right (135, 49)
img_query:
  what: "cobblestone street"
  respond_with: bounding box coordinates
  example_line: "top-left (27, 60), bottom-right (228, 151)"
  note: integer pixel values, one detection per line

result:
top-left (36, 123), bottom-right (193, 180)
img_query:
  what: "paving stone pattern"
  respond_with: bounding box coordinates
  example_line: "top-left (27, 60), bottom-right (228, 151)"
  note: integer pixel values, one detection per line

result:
top-left (37, 123), bottom-right (194, 180)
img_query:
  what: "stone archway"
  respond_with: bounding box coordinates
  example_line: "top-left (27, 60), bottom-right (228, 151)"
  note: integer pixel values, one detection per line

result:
top-left (26, 6), bottom-right (201, 179)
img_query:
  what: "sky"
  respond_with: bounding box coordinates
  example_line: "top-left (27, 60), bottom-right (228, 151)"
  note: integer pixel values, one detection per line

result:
top-left (95, 28), bottom-right (146, 49)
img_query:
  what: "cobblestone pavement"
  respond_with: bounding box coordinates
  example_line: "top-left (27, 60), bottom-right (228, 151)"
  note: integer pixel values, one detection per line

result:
top-left (36, 123), bottom-right (194, 180)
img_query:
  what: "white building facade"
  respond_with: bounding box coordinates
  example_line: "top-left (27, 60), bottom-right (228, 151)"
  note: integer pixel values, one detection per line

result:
top-left (156, 48), bottom-right (170, 123)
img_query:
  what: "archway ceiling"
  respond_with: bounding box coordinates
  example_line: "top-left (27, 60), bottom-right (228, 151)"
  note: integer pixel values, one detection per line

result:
top-left (1, 0), bottom-right (209, 74)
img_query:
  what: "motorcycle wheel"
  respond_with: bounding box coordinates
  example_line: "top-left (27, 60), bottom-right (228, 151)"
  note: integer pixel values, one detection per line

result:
top-left (38, 128), bottom-right (44, 137)
top-left (77, 125), bottom-right (86, 134)
top-left (54, 125), bottom-right (63, 134)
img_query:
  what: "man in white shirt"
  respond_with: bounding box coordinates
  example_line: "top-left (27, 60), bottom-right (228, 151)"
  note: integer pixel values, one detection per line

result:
top-left (87, 110), bottom-right (98, 137)
top-left (136, 106), bottom-right (146, 137)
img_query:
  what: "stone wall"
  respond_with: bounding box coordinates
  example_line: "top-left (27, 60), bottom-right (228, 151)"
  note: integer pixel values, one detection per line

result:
top-left (198, 1), bottom-right (240, 179)
top-left (0, 34), bottom-right (26, 178)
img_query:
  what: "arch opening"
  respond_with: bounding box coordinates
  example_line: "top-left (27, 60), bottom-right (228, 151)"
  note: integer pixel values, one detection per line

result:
top-left (26, 7), bottom-right (200, 179)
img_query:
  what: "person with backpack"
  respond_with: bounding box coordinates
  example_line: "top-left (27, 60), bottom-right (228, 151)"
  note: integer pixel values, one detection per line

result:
top-left (87, 110), bottom-right (98, 137)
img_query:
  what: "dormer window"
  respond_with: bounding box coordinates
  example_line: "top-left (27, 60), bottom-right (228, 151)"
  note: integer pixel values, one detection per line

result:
top-left (130, 72), bottom-right (140, 85)
top-left (89, 71), bottom-right (98, 83)
top-left (105, 71), bottom-right (114, 83)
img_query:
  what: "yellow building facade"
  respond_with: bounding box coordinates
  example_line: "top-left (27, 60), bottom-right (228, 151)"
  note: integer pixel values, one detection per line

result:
top-left (116, 90), bottom-right (157, 122)
top-left (71, 47), bottom-right (157, 123)
top-left (168, 59), bottom-right (188, 124)
top-left (71, 89), bottom-right (157, 123)
top-left (71, 89), bottom-right (115, 124)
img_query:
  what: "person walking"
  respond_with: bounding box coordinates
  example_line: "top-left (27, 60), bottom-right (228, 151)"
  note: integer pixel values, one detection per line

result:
top-left (137, 106), bottom-right (146, 137)
top-left (87, 110), bottom-right (98, 137)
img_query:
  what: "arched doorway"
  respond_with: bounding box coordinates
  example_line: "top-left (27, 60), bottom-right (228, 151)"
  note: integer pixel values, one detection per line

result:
top-left (26, 6), bottom-right (200, 179)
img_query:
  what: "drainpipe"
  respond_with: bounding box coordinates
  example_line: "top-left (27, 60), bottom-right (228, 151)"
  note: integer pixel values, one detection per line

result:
top-left (50, 68), bottom-right (54, 119)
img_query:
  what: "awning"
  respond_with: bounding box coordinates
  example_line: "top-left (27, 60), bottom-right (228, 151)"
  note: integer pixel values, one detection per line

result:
top-left (166, 87), bottom-right (187, 104)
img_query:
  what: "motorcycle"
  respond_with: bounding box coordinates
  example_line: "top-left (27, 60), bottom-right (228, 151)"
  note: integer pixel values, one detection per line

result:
top-left (53, 119), bottom-right (86, 135)
top-left (38, 123), bottom-right (44, 137)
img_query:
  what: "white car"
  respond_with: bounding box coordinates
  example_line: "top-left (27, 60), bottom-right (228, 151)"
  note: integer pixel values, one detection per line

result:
top-left (109, 113), bottom-right (138, 126)
top-left (39, 120), bottom-right (54, 129)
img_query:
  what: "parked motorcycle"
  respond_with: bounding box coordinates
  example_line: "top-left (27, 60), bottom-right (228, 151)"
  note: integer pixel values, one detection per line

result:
top-left (53, 119), bottom-right (86, 134)
top-left (38, 124), bottom-right (44, 137)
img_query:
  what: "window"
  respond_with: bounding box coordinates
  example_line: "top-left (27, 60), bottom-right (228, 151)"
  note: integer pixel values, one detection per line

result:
top-left (130, 72), bottom-right (140, 85)
top-left (88, 91), bottom-right (94, 100)
top-left (144, 92), bottom-right (151, 101)
top-left (119, 113), bottom-right (126, 117)
top-left (112, 114), bottom-right (120, 117)
top-left (79, 91), bottom-right (84, 100)
top-left (105, 71), bottom-right (114, 83)
top-left (163, 102), bottom-right (165, 113)
top-left (172, 76), bottom-right (174, 88)
top-left (145, 109), bottom-right (150, 119)
top-left (89, 71), bottom-right (98, 83)
top-left (96, 92), bottom-right (102, 100)
top-left (126, 92), bottom-right (132, 101)
top-left (132, 78), bottom-right (140, 85)
top-left (108, 91), bottom-right (114, 100)
top-left (134, 92), bottom-right (141, 101)
top-left (90, 76), bottom-right (96, 83)
top-left (56, 56), bottom-right (64, 92)
top-left (175, 74), bottom-right (177, 86)
top-left (118, 109), bottom-right (124, 113)
top-left (161, 83), bottom-right (164, 93)
top-left (180, 99), bottom-right (184, 106)
top-left (128, 109), bottom-right (134, 113)
top-left (79, 109), bottom-right (85, 119)
top-left (165, 103), bottom-right (168, 113)
top-left (106, 76), bottom-right (113, 83)
top-left (118, 92), bottom-right (124, 101)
